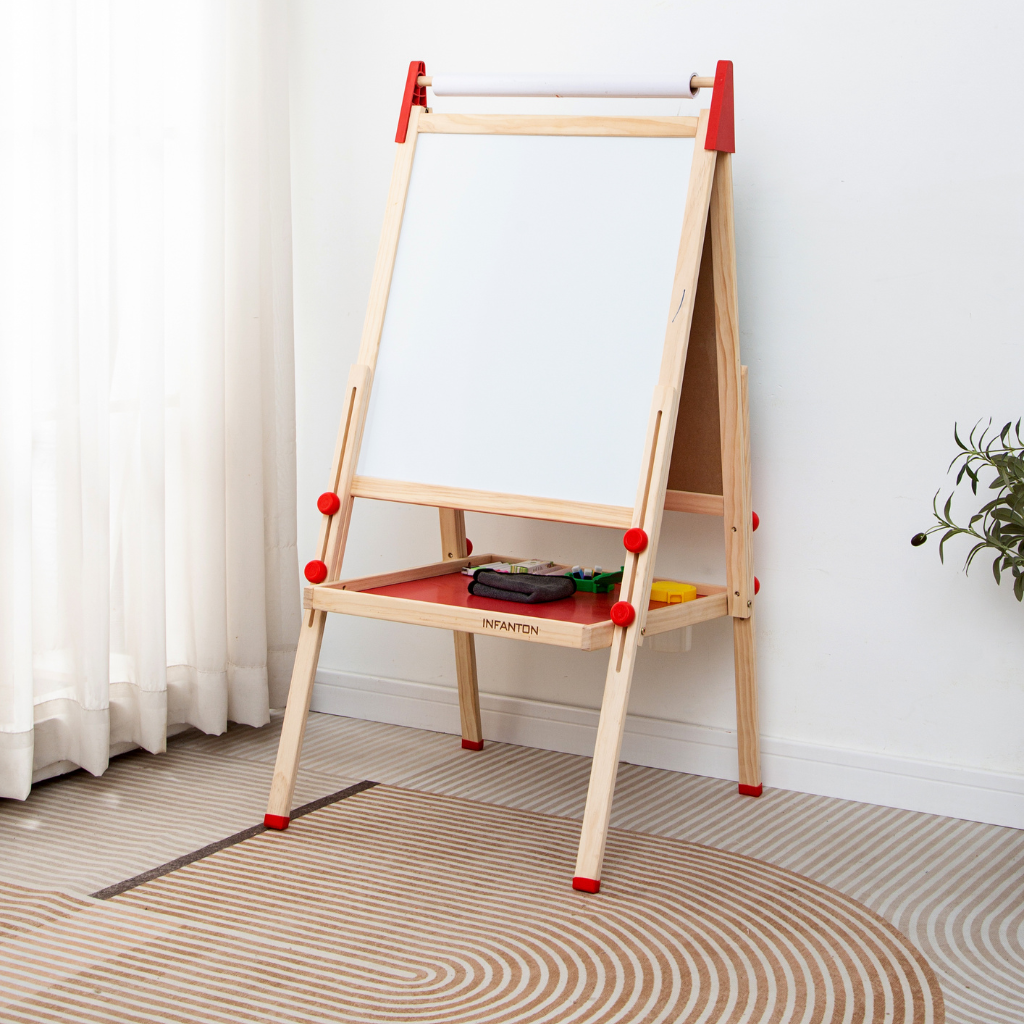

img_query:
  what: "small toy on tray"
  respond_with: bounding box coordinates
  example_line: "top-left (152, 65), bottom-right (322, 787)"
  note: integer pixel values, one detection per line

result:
top-left (510, 560), bottom-right (572, 575)
top-left (650, 580), bottom-right (697, 604)
top-left (568, 566), bottom-right (624, 594)
top-left (462, 560), bottom-right (511, 576)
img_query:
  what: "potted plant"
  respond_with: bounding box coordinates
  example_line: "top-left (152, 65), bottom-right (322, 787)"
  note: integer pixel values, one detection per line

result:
top-left (911, 420), bottom-right (1024, 601)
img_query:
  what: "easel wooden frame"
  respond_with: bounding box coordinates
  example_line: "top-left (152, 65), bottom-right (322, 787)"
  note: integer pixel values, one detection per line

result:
top-left (266, 63), bottom-right (759, 894)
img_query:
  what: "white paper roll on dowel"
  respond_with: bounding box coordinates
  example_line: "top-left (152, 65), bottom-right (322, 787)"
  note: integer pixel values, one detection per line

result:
top-left (428, 73), bottom-right (700, 99)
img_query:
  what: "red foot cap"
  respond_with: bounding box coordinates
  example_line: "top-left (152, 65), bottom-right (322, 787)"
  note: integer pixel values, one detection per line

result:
top-left (465, 539), bottom-right (473, 556)
top-left (738, 784), bottom-right (763, 798)
top-left (753, 576), bottom-right (760, 595)
top-left (752, 511), bottom-right (759, 532)
top-left (304, 559), bottom-right (328, 584)
top-left (317, 491), bottom-right (341, 516)
top-left (623, 527), bottom-right (648, 553)
top-left (610, 601), bottom-right (636, 627)
top-left (264, 813), bottom-right (290, 830)
top-left (572, 876), bottom-right (601, 894)
top-left (461, 738), bottom-right (484, 751)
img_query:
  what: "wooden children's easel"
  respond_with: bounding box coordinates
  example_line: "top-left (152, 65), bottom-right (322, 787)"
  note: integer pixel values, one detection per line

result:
top-left (265, 61), bottom-right (760, 894)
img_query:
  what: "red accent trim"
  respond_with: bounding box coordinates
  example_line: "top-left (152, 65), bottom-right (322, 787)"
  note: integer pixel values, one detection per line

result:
top-left (264, 813), bottom-right (290, 830)
top-left (461, 738), bottom-right (484, 751)
top-left (304, 559), bottom-right (328, 584)
top-left (704, 60), bottom-right (735, 153)
top-left (753, 576), bottom-right (760, 595)
top-left (572, 876), bottom-right (601, 893)
top-left (317, 492), bottom-right (341, 516)
top-left (465, 539), bottom-right (473, 556)
top-left (738, 783), bottom-right (763, 797)
top-left (610, 601), bottom-right (636, 627)
top-left (622, 527), bottom-right (648, 553)
top-left (752, 511), bottom-right (759, 532)
top-left (395, 61), bottom-right (427, 143)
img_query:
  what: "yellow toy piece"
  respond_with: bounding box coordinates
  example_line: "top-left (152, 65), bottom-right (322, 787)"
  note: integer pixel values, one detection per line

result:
top-left (650, 580), bottom-right (697, 604)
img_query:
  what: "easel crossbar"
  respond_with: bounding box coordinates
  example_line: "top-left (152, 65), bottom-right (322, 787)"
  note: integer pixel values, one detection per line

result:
top-left (417, 113), bottom-right (699, 137)
top-left (352, 479), bottom-right (726, 525)
top-left (350, 477), bottom-right (634, 529)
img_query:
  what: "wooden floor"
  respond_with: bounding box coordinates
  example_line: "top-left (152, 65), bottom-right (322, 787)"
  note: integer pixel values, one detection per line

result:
top-left (0, 711), bottom-right (1021, 1024)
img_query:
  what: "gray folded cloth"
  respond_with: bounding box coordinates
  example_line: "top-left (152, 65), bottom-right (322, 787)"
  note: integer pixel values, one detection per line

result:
top-left (468, 569), bottom-right (577, 604)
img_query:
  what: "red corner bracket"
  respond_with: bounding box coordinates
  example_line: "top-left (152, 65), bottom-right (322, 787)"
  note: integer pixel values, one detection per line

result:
top-left (396, 61), bottom-right (427, 143)
top-left (704, 59), bottom-right (734, 153)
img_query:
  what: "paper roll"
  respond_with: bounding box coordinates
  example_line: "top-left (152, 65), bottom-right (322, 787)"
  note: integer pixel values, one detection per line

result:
top-left (428, 73), bottom-right (700, 99)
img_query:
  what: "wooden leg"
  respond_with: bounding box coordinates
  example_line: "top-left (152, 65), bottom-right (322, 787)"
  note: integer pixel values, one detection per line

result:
top-left (573, 629), bottom-right (641, 893)
top-left (733, 610), bottom-right (762, 796)
top-left (439, 507), bottom-right (483, 750)
top-left (265, 610), bottom-right (327, 828)
top-left (734, 363), bottom-right (761, 796)
top-left (453, 631), bottom-right (483, 750)
top-left (574, 384), bottom-right (682, 893)
top-left (711, 153), bottom-right (753, 621)
top-left (261, 117), bottom-right (418, 832)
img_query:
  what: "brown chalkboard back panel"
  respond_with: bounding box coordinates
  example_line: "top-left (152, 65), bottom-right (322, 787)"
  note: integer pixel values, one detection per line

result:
top-left (667, 228), bottom-right (722, 497)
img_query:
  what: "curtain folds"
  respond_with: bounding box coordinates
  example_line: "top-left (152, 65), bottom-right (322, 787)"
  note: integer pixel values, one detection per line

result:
top-left (0, 0), bottom-right (299, 800)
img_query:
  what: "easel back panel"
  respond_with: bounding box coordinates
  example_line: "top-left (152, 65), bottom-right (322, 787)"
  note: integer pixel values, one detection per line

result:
top-left (667, 230), bottom-right (723, 496)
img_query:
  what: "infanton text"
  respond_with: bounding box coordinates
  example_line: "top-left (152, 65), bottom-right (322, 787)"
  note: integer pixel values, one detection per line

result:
top-left (481, 617), bottom-right (540, 636)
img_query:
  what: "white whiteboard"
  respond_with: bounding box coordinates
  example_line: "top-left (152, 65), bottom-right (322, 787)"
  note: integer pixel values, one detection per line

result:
top-left (358, 133), bottom-right (694, 510)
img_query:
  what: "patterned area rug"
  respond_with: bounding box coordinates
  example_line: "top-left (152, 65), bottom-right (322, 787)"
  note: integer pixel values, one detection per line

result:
top-left (0, 784), bottom-right (944, 1023)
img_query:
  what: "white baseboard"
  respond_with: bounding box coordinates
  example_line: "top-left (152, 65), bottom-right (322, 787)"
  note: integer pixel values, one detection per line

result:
top-left (311, 669), bottom-right (1024, 831)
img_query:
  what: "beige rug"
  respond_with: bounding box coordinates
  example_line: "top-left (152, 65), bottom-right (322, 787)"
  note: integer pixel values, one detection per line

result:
top-left (0, 784), bottom-right (944, 1023)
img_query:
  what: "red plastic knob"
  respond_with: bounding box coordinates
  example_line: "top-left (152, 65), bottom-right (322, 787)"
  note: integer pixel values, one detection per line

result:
top-left (610, 601), bottom-right (636, 627)
top-left (623, 528), bottom-right (648, 553)
top-left (465, 539), bottom-right (473, 556)
top-left (317, 492), bottom-right (341, 516)
top-left (304, 559), bottom-right (328, 584)
top-left (752, 511), bottom-right (759, 532)
top-left (754, 576), bottom-right (760, 595)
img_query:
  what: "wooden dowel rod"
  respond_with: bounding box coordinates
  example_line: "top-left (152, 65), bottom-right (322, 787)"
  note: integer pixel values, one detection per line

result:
top-left (416, 74), bottom-right (716, 93)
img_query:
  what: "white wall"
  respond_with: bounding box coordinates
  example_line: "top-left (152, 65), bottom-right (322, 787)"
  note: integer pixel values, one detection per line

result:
top-left (287, 0), bottom-right (1024, 827)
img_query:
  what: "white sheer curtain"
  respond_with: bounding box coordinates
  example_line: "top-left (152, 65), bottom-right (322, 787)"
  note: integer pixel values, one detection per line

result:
top-left (0, 1), bottom-right (300, 800)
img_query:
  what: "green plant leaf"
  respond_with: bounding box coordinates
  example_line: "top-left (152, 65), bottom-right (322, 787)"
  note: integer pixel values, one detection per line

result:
top-left (929, 417), bottom-right (1024, 597)
top-left (965, 541), bottom-right (988, 572)
top-left (939, 528), bottom-right (957, 563)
